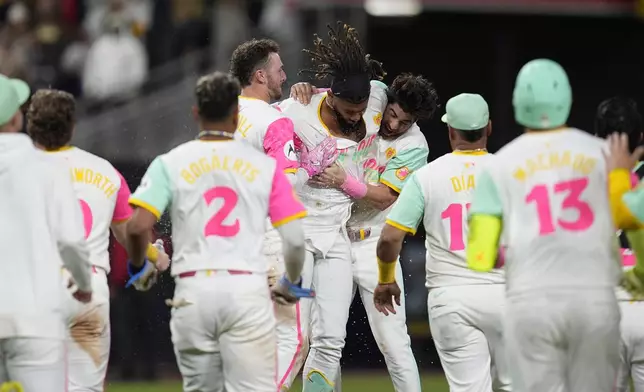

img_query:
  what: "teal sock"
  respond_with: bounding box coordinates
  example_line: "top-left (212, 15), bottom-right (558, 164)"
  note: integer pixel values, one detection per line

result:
top-left (303, 371), bottom-right (334, 392)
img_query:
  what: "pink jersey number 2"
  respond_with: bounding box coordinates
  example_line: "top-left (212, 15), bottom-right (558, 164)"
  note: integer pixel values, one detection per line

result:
top-left (441, 203), bottom-right (472, 251)
top-left (203, 186), bottom-right (240, 237)
top-left (525, 177), bottom-right (594, 235)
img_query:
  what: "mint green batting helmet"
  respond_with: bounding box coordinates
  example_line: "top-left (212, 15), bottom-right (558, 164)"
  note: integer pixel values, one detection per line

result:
top-left (512, 59), bottom-right (572, 130)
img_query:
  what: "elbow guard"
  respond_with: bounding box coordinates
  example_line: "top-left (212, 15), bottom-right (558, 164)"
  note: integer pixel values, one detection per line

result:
top-left (467, 214), bottom-right (502, 272)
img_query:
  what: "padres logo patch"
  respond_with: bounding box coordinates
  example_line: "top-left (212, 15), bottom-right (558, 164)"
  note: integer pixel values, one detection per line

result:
top-left (395, 167), bottom-right (410, 180)
top-left (373, 113), bottom-right (382, 126)
top-left (385, 147), bottom-right (396, 160)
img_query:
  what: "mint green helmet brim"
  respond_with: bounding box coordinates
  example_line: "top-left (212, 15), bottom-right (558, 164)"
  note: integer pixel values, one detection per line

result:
top-left (512, 59), bottom-right (572, 130)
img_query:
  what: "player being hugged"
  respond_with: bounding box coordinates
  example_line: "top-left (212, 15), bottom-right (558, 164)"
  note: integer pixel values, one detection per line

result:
top-left (25, 89), bottom-right (170, 392)
top-left (373, 93), bottom-right (511, 392)
top-left (276, 22), bottom-right (386, 392)
top-left (125, 72), bottom-right (311, 392)
top-left (466, 59), bottom-right (623, 392)
top-left (0, 76), bottom-right (93, 392)
top-left (291, 73), bottom-right (437, 392)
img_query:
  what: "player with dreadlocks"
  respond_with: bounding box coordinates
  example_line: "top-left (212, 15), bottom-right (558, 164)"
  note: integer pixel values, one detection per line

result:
top-left (275, 22), bottom-right (386, 392)
top-left (289, 72), bottom-right (437, 392)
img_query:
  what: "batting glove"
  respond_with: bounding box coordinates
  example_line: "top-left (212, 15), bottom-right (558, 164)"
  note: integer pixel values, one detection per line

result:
top-left (299, 137), bottom-right (339, 178)
top-left (126, 260), bottom-right (158, 291)
top-left (271, 275), bottom-right (315, 305)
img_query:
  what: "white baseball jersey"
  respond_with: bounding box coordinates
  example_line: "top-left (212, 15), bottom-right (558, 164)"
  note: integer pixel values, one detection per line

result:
top-left (47, 147), bottom-right (133, 273)
top-left (386, 152), bottom-right (505, 288)
top-left (235, 96), bottom-right (299, 174)
top-left (469, 128), bottom-right (621, 296)
top-left (0, 134), bottom-right (91, 339)
top-left (278, 83), bottom-right (383, 254)
top-left (129, 139), bottom-right (306, 276)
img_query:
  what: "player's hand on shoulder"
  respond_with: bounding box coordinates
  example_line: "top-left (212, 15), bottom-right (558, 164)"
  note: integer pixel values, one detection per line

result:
top-left (271, 275), bottom-right (315, 305)
top-left (373, 282), bottom-right (401, 316)
top-left (290, 82), bottom-right (318, 105)
top-left (605, 133), bottom-right (644, 172)
top-left (72, 289), bottom-right (92, 304)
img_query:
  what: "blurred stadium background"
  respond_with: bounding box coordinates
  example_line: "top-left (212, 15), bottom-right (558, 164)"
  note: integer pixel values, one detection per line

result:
top-left (1, 0), bottom-right (643, 390)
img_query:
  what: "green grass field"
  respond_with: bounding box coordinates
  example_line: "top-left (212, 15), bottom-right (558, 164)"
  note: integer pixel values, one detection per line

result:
top-left (105, 373), bottom-right (450, 391)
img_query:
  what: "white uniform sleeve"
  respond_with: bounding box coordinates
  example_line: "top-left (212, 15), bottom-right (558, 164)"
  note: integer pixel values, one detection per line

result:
top-left (274, 219), bottom-right (306, 282)
top-left (47, 163), bottom-right (92, 292)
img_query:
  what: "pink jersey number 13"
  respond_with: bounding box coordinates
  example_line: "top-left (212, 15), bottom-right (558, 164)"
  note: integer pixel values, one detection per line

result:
top-left (441, 203), bottom-right (472, 251)
top-left (525, 177), bottom-right (594, 235)
top-left (203, 186), bottom-right (240, 238)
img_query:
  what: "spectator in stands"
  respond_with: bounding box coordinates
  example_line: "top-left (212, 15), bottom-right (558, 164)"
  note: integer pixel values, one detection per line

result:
top-left (0, 1), bottom-right (35, 83)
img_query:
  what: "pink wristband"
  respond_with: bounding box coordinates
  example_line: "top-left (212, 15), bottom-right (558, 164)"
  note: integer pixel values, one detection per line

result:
top-left (340, 175), bottom-right (367, 199)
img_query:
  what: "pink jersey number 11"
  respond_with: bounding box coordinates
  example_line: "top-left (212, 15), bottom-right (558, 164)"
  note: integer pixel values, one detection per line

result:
top-left (525, 177), bottom-right (594, 235)
top-left (203, 186), bottom-right (240, 238)
top-left (441, 203), bottom-right (472, 251)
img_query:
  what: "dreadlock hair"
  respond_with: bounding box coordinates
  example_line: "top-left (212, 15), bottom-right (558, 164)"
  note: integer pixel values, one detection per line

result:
top-left (387, 73), bottom-right (439, 121)
top-left (595, 96), bottom-right (642, 153)
top-left (300, 22), bottom-right (386, 103)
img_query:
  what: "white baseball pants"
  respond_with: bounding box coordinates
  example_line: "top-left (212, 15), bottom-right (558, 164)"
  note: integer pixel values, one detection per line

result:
top-left (504, 290), bottom-right (620, 392)
top-left (170, 271), bottom-right (277, 392)
top-left (344, 237), bottom-right (421, 392)
top-left (0, 337), bottom-right (66, 392)
top-left (615, 299), bottom-right (644, 392)
top-left (63, 267), bottom-right (110, 392)
top-left (428, 284), bottom-right (511, 392)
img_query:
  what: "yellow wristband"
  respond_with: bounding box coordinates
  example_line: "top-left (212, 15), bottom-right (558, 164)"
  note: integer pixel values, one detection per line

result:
top-left (377, 257), bottom-right (397, 284)
top-left (146, 243), bottom-right (159, 263)
top-left (609, 169), bottom-right (639, 230)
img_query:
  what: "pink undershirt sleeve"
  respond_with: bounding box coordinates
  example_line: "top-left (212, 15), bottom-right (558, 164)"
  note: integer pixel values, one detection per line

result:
top-left (112, 170), bottom-right (133, 222)
top-left (268, 166), bottom-right (306, 227)
top-left (264, 117), bottom-right (299, 174)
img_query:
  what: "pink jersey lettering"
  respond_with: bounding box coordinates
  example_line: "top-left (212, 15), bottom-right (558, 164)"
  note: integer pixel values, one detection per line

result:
top-left (112, 171), bottom-right (133, 222)
top-left (264, 117), bottom-right (298, 174)
top-left (269, 167), bottom-right (306, 227)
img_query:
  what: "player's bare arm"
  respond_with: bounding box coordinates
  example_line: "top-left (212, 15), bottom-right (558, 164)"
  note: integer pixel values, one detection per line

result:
top-left (373, 172), bottom-right (425, 316)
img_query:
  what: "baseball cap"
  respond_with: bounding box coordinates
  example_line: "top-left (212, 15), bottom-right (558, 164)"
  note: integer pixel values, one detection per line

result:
top-left (513, 58), bottom-right (572, 130)
top-left (0, 75), bottom-right (30, 127)
top-left (441, 93), bottom-right (490, 131)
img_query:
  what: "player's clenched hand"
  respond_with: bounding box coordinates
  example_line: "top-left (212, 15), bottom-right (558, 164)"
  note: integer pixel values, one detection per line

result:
top-left (271, 276), bottom-right (315, 305)
top-left (605, 133), bottom-right (644, 172)
top-left (290, 82), bottom-right (318, 105)
top-left (72, 289), bottom-right (92, 304)
top-left (373, 282), bottom-right (401, 316)
top-left (126, 260), bottom-right (159, 291)
top-left (153, 239), bottom-right (171, 272)
top-left (309, 163), bottom-right (347, 188)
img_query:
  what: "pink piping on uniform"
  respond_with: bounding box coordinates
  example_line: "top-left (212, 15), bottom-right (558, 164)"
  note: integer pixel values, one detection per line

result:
top-left (278, 302), bottom-right (303, 390)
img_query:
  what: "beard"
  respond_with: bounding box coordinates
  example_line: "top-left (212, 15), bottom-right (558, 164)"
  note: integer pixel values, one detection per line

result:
top-left (330, 104), bottom-right (361, 135)
top-left (267, 77), bottom-right (283, 101)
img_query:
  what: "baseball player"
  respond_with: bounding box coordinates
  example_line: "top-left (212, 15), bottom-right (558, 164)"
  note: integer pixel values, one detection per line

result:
top-left (25, 89), bottom-right (171, 392)
top-left (594, 97), bottom-right (644, 392)
top-left (125, 72), bottom-right (312, 392)
top-left (291, 74), bottom-right (437, 391)
top-left (277, 22), bottom-right (386, 392)
top-left (229, 39), bottom-right (338, 391)
top-left (0, 75), bottom-right (93, 392)
top-left (465, 59), bottom-right (621, 392)
top-left (373, 93), bottom-right (511, 392)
